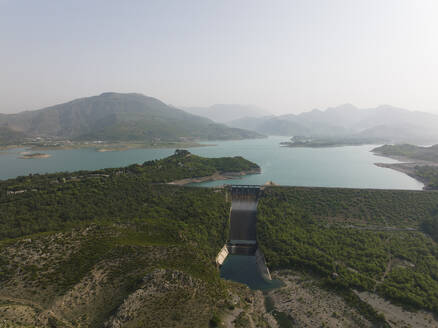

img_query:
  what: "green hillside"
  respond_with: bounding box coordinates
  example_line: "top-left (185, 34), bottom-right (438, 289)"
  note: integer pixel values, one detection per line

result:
top-left (0, 150), bottom-right (259, 239)
top-left (0, 93), bottom-right (263, 144)
top-left (258, 187), bottom-right (438, 316)
top-left (2, 153), bottom-right (438, 326)
top-left (373, 144), bottom-right (438, 163)
top-left (0, 152), bottom-right (266, 327)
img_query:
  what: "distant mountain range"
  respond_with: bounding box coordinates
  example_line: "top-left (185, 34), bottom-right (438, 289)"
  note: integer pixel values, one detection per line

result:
top-left (228, 104), bottom-right (438, 144)
top-left (183, 104), bottom-right (270, 123)
top-left (0, 93), bottom-right (263, 145)
top-left (3, 96), bottom-right (437, 146)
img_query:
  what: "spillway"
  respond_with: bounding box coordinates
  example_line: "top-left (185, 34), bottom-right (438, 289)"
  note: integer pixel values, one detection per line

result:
top-left (217, 185), bottom-right (279, 290)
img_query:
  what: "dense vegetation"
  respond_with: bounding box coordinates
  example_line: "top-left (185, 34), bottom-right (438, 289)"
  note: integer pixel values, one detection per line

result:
top-left (258, 187), bottom-right (438, 315)
top-left (421, 210), bottom-right (438, 243)
top-left (0, 92), bottom-right (263, 145)
top-left (0, 150), bottom-right (258, 239)
top-left (415, 165), bottom-right (438, 190)
top-left (260, 186), bottom-right (438, 228)
top-left (373, 143), bottom-right (438, 163)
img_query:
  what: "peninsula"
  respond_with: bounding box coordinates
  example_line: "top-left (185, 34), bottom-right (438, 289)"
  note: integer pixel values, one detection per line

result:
top-left (372, 144), bottom-right (438, 189)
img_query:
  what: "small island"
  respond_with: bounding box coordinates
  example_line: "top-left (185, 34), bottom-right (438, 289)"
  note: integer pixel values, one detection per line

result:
top-left (19, 152), bottom-right (51, 159)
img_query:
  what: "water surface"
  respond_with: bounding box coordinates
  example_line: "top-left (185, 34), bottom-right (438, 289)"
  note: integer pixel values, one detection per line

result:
top-left (190, 137), bottom-right (423, 189)
top-left (220, 255), bottom-right (282, 290)
top-left (0, 137), bottom-right (423, 189)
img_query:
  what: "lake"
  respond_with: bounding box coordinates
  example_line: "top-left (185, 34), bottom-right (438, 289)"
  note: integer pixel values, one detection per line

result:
top-left (0, 136), bottom-right (423, 189)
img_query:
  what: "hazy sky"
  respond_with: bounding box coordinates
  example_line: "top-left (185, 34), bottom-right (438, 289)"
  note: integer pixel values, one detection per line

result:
top-left (1, 0), bottom-right (438, 115)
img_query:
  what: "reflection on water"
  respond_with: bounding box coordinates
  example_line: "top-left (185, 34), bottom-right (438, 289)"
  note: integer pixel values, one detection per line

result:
top-left (220, 255), bottom-right (282, 290)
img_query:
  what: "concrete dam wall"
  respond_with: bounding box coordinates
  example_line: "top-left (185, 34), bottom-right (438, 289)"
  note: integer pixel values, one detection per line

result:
top-left (229, 199), bottom-right (258, 242)
top-left (216, 185), bottom-right (271, 283)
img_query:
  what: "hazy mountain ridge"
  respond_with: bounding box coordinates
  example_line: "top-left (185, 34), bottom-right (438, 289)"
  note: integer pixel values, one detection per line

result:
top-left (228, 104), bottom-right (438, 143)
top-left (0, 93), bottom-right (263, 144)
top-left (183, 104), bottom-right (270, 123)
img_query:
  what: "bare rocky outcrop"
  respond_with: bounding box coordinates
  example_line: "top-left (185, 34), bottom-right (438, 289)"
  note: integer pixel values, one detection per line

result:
top-left (105, 269), bottom-right (190, 327)
top-left (103, 269), bottom-right (211, 328)
top-left (266, 270), bottom-right (373, 328)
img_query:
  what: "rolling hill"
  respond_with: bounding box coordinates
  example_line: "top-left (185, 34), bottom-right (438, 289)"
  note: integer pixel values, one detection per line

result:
top-left (0, 93), bottom-right (263, 144)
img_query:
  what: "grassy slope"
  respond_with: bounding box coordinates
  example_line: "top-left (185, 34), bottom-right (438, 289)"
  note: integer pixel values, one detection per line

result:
top-left (258, 187), bottom-right (438, 316)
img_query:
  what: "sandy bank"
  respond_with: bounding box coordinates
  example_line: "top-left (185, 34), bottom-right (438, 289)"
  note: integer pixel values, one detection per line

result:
top-left (19, 153), bottom-right (52, 159)
top-left (374, 162), bottom-right (438, 190)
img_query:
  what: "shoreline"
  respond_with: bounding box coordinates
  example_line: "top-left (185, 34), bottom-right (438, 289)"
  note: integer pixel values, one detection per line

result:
top-left (1, 141), bottom-right (216, 153)
top-left (94, 142), bottom-right (214, 152)
top-left (371, 151), bottom-right (438, 165)
top-left (281, 142), bottom-right (378, 148)
top-left (374, 163), bottom-right (427, 189)
top-left (167, 168), bottom-right (261, 186)
top-left (372, 150), bottom-right (438, 190)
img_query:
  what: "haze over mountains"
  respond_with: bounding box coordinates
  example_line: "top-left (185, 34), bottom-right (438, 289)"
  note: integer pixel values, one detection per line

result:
top-left (1, 93), bottom-right (437, 146)
top-left (0, 93), bottom-right (262, 145)
top-left (183, 104), bottom-right (271, 123)
top-left (228, 104), bottom-right (438, 143)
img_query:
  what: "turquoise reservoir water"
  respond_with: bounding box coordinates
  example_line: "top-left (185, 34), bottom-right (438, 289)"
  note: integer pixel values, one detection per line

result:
top-left (0, 136), bottom-right (423, 189)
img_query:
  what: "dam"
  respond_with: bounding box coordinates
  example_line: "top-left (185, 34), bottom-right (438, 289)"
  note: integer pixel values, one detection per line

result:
top-left (217, 185), bottom-right (278, 290)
